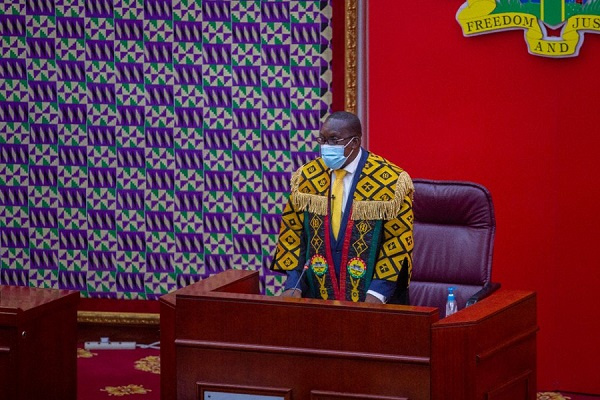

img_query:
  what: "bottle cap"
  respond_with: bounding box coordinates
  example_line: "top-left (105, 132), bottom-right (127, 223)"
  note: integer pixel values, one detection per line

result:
top-left (448, 287), bottom-right (456, 299)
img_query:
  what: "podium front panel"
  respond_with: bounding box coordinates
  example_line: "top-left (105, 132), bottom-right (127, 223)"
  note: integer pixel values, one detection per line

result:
top-left (175, 290), bottom-right (438, 400)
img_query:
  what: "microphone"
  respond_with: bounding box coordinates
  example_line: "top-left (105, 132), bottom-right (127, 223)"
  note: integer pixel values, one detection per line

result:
top-left (291, 264), bottom-right (309, 296)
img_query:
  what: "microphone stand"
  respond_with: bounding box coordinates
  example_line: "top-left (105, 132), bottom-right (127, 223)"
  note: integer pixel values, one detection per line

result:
top-left (291, 264), bottom-right (309, 296)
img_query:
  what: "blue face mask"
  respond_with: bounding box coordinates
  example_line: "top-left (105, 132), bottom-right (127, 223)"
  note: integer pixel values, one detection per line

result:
top-left (320, 139), bottom-right (355, 170)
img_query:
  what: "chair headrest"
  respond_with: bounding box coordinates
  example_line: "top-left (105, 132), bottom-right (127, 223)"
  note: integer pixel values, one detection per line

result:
top-left (411, 179), bottom-right (496, 286)
top-left (413, 179), bottom-right (495, 228)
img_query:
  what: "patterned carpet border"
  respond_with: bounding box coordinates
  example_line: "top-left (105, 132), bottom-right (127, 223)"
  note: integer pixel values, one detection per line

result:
top-left (537, 393), bottom-right (571, 400)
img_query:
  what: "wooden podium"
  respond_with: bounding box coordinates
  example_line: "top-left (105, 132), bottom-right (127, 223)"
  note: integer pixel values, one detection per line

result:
top-left (160, 270), bottom-right (537, 400)
top-left (0, 285), bottom-right (79, 400)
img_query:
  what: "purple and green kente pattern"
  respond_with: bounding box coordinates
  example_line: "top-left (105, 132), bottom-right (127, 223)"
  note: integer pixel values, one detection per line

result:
top-left (0, 0), bottom-right (332, 299)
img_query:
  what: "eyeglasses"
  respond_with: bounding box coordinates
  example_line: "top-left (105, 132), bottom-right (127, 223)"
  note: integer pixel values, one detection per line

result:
top-left (315, 136), bottom-right (357, 145)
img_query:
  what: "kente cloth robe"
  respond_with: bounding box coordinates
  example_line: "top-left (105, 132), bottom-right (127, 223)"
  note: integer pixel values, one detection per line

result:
top-left (271, 151), bottom-right (414, 302)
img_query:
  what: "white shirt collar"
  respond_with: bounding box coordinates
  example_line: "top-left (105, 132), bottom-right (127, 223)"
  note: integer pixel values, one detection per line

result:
top-left (340, 147), bottom-right (362, 176)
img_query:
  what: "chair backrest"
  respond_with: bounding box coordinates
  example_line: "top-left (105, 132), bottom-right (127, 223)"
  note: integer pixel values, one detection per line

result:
top-left (409, 179), bottom-right (496, 314)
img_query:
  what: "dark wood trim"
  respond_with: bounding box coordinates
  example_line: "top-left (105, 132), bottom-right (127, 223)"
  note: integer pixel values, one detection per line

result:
top-left (175, 339), bottom-right (431, 364)
top-left (345, 0), bottom-right (358, 114)
top-left (312, 391), bottom-right (408, 400)
top-left (477, 327), bottom-right (539, 363)
top-left (486, 370), bottom-right (533, 400)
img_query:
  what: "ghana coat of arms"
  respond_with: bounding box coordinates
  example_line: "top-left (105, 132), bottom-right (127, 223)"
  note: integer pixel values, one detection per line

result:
top-left (457, 0), bottom-right (600, 57)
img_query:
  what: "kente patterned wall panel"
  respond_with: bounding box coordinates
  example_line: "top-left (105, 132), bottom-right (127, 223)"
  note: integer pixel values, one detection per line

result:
top-left (0, 0), bottom-right (332, 299)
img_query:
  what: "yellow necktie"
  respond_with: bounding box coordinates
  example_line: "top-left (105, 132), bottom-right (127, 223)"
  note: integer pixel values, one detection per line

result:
top-left (331, 169), bottom-right (346, 239)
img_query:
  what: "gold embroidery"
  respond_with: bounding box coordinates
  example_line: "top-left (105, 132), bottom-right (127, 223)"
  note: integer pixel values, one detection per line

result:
top-left (349, 276), bottom-right (361, 302)
top-left (77, 348), bottom-right (97, 358)
top-left (291, 160), bottom-right (329, 216)
top-left (272, 200), bottom-right (304, 271)
top-left (310, 215), bottom-right (323, 254)
top-left (536, 393), bottom-right (571, 400)
top-left (315, 273), bottom-right (328, 300)
top-left (291, 155), bottom-right (414, 221)
top-left (352, 220), bottom-right (372, 258)
top-left (352, 170), bottom-right (414, 221)
top-left (101, 384), bottom-right (152, 396)
top-left (134, 355), bottom-right (160, 374)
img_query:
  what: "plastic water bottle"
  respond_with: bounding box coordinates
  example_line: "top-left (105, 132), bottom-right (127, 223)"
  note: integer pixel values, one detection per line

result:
top-left (445, 287), bottom-right (458, 317)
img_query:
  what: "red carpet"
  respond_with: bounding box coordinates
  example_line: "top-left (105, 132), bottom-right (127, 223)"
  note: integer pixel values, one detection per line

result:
top-left (77, 347), bottom-right (599, 400)
top-left (78, 347), bottom-right (160, 400)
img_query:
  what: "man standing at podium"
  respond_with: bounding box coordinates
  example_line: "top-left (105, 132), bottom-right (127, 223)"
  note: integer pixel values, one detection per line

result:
top-left (271, 111), bottom-right (414, 304)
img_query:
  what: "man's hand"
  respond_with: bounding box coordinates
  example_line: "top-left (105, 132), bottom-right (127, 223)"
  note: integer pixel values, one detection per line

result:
top-left (281, 288), bottom-right (302, 298)
top-left (364, 293), bottom-right (384, 304)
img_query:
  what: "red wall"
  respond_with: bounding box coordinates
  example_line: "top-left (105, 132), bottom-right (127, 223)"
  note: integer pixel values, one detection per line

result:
top-left (367, 1), bottom-right (600, 394)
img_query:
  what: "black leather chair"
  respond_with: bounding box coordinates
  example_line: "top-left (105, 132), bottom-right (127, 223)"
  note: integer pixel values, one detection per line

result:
top-left (407, 179), bottom-right (499, 314)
